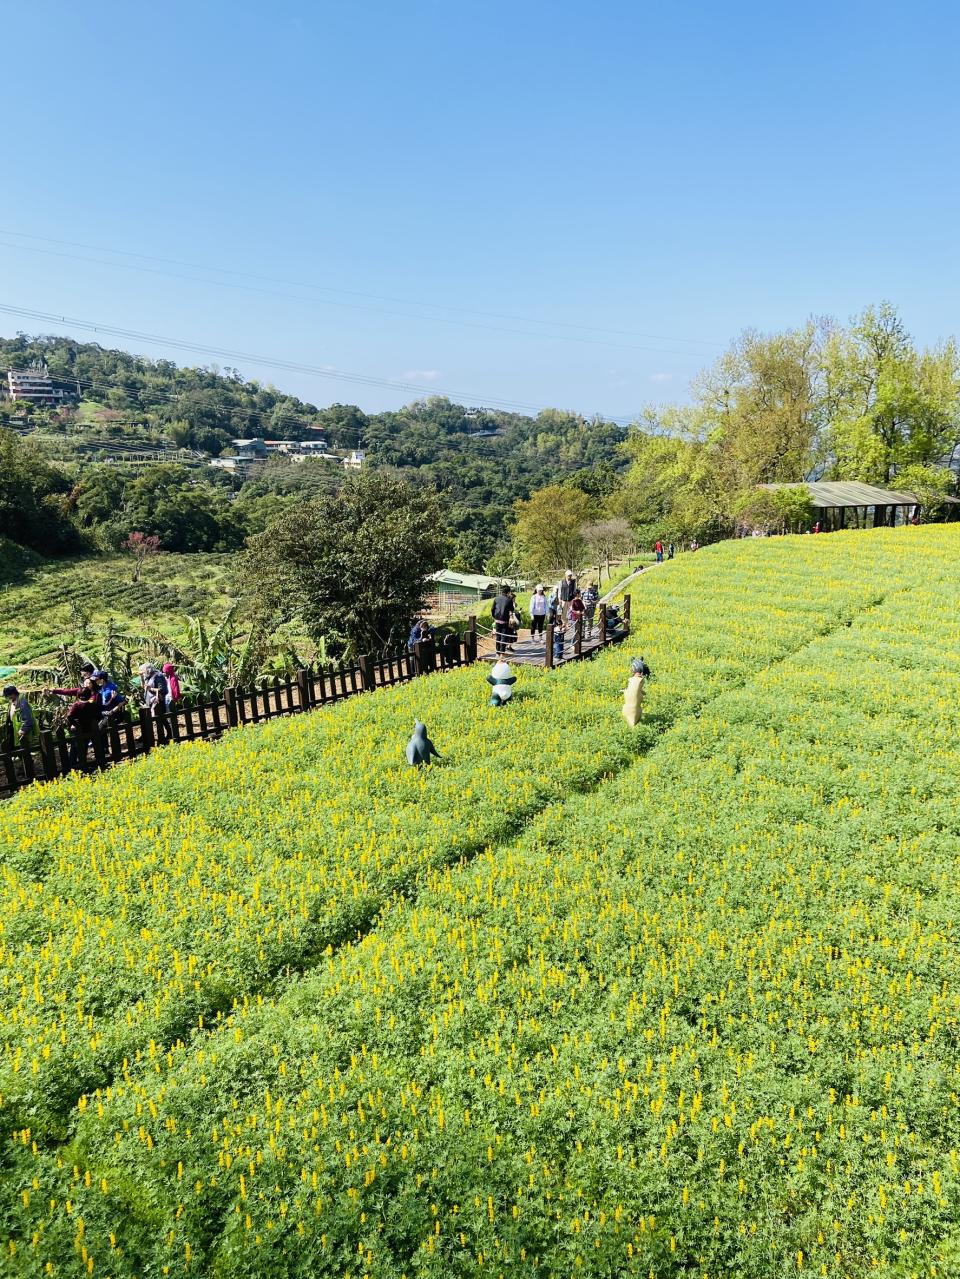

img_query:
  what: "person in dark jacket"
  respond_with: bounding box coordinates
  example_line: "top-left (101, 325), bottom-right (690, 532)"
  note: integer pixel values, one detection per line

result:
top-left (67, 685), bottom-right (101, 770)
top-left (558, 570), bottom-right (577, 625)
top-left (491, 586), bottom-right (514, 655)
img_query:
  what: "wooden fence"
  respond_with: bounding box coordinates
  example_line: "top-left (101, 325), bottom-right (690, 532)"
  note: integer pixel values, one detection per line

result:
top-left (0, 623), bottom-right (480, 798)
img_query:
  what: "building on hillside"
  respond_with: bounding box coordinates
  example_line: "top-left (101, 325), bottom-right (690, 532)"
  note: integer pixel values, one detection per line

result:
top-left (209, 455), bottom-right (255, 474)
top-left (230, 438), bottom-right (269, 459)
top-left (343, 449), bottom-right (366, 470)
top-left (425, 570), bottom-right (530, 617)
top-left (759, 480), bottom-right (960, 529)
top-left (6, 365), bottom-right (74, 406)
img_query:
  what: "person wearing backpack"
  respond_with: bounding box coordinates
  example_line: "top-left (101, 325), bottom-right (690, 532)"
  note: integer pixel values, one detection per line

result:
top-left (492, 585), bottom-right (514, 655)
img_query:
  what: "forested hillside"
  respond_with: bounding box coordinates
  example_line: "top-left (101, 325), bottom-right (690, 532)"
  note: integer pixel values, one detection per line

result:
top-left (0, 334), bottom-right (629, 563)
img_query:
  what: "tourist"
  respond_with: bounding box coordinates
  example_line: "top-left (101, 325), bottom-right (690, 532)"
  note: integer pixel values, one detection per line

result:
top-left (162, 662), bottom-right (181, 711)
top-left (138, 663), bottom-right (169, 743)
top-left (529, 584), bottom-right (548, 640)
top-left (66, 685), bottom-right (101, 770)
top-left (668, 541), bottom-right (675, 560)
top-left (568, 589), bottom-right (585, 634)
top-left (491, 585), bottom-right (515, 655)
top-left (559, 569), bottom-right (577, 617)
top-left (582, 582), bottom-right (599, 636)
top-left (408, 618), bottom-right (433, 652)
top-left (3, 684), bottom-right (38, 752)
top-left (504, 589), bottom-right (522, 651)
top-left (93, 670), bottom-right (127, 730)
top-left (655, 539), bottom-right (664, 563)
top-left (50, 662), bottom-right (97, 699)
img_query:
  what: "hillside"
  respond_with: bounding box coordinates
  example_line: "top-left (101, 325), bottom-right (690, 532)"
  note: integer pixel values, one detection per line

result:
top-left (0, 547), bottom-right (237, 665)
top-left (1, 526), bottom-right (959, 1277)
top-left (1, 334), bottom-right (630, 563)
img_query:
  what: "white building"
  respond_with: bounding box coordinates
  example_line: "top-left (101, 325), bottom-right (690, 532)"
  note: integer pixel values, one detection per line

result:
top-left (6, 365), bottom-right (72, 406)
top-left (343, 449), bottom-right (366, 470)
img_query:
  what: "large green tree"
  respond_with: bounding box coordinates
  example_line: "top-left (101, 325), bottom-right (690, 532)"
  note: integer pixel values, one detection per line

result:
top-left (823, 303), bottom-right (960, 483)
top-left (240, 469), bottom-right (449, 659)
top-left (0, 427), bottom-right (82, 553)
top-left (511, 484), bottom-right (592, 575)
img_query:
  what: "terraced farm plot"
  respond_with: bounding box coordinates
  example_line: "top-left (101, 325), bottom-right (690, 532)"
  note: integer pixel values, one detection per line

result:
top-left (1, 527), bottom-right (959, 1279)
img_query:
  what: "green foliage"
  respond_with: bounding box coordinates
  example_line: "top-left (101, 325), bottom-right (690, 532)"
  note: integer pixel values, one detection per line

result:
top-left (824, 302), bottom-right (960, 482)
top-left (241, 469), bottom-right (450, 658)
top-left (511, 483), bottom-right (593, 574)
top-left (0, 427), bottom-right (84, 554)
top-left (893, 462), bottom-right (956, 521)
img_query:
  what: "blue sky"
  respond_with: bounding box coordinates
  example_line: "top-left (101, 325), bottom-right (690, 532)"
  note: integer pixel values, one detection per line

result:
top-left (2, 0), bottom-right (958, 418)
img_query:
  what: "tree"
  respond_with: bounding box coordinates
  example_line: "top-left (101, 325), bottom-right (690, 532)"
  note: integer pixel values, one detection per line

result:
top-left (697, 322), bottom-right (827, 491)
top-left (893, 463), bottom-right (956, 522)
top-left (240, 470), bottom-right (449, 659)
top-left (123, 531), bottom-right (162, 583)
top-left (823, 303), bottom-right (960, 483)
top-left (582, 518), bottom-right (634, 583)
top-left (511, 485), bottom-right (592, 575)
top-left (0, 427), bottom-right (82, 554)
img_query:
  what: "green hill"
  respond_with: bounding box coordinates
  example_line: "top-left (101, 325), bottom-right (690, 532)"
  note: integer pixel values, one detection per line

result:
top-left (1, 526), bottom-right (959, 1277)
top-left (0, 546), bottom-right (236, 665)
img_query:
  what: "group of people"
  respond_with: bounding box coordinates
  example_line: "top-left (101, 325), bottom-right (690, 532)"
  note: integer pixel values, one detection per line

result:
top-left (492, 571), bottom-right (601, 655)
top-left (2, 658), bottom-right (182, 771)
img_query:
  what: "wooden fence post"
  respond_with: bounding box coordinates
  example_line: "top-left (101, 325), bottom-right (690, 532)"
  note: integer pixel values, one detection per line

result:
top-left (138, 707), bottom-right (155, 753)
top-left (358, 654), bottom-right (376, 692)
top-left (574, 617), bottom-right (583, 658)
top-left (544, 622), bottom-right (554, 670)
top-left (223, 686), bottom-right (239, 728)
top-left (599, 606), bottom-right (608, 645)
top-left (412, 641), bottom-right (425, 677)
top-left (296, 668), bottom-right (312, 712)
top-left (38, 730), bottom-right (59, 782)
top-left (623, 593), bottom-right (631, 624)
top-left (465, 617), bottom-right (478, 663)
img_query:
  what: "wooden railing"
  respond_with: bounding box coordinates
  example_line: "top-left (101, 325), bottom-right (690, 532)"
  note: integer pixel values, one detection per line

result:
top-left (0, 622), bottom-right (480, 798)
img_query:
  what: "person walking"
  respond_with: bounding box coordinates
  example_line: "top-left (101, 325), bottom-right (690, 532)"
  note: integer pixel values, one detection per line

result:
top-left (66, 685), bottom-right (101, 770)
top-left (138, 663), bottom-right (169, 744)
top-left (667, 541), bottom-right (675, 560)
top-left (559, 570), bottom-right (577, 627)
top-left (655, 539), bottom-right (664, 563)
top-left (491, 584), bottom-right (515, 656)
top-left (3, 685), bottom-right (38, 753)
top-left (529, 584), bottom-right (548, 641)
top-left (162, 662), bottom-right (181, 712)
top-left (568, 589), bottom-right (585, 636)
top-left (582, 582), bottom-right (599, 637)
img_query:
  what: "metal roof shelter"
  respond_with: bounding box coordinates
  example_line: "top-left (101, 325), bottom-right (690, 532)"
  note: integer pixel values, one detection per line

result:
top-left (760, 481), bottom-right (959, 529)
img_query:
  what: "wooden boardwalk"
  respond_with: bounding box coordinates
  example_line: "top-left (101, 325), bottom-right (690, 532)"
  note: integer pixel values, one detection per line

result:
top-left (478, 595), bottom-right (631, 668)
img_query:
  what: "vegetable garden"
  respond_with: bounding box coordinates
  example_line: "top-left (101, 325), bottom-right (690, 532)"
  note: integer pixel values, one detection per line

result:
top-left (1, 527), bottom-right (959, 1278)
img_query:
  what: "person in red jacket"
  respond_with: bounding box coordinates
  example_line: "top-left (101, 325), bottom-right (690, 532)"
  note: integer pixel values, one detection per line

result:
top-left (67, 685), bottom-right (101, 770)
top-left (655, 539), bottom-right (664, 563)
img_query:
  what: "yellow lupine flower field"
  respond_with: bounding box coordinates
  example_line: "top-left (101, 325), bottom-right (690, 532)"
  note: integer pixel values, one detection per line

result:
top-left (1, 526), bottom-right (959, 1277)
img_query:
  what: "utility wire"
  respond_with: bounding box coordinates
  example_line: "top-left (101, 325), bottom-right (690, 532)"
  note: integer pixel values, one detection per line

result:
top-left (0, 237), bottom-right (697, 357)
top-left (0, 227), bottom-right (721, 348)
top-left (0, 302), bottom-right (640, 423)
top-left (1, 361), bottom-right (637, 447)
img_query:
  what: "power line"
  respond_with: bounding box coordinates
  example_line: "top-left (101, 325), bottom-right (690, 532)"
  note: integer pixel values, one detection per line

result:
top-left (0, 226), bottom-right (721, 349)
top-left (1, 358), bottom-right (637, 449)
top-left (0, 302), bottom-right (640, 424)
top-left (0, 237), bottom-right (700, 357)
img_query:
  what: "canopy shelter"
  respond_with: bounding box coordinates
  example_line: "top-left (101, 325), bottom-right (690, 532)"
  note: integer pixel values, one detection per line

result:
top-left (760, 481), bottom-right (960, 530)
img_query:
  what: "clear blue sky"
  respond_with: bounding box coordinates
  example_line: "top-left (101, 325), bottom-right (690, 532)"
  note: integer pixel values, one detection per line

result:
top-left (2, 0), bottom-right (958, 418)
